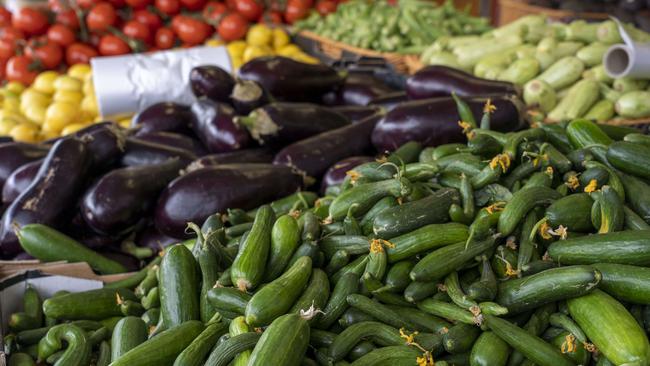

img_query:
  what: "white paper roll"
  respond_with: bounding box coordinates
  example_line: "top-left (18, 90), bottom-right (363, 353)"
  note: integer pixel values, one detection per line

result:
top-left (91, 46), bottom-right (232, 118)
top-left (603, 17), bottom-right (650, 79)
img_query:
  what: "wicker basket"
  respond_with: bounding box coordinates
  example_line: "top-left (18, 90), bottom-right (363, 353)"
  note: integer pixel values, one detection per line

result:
top-left (497, 0), bottom-right (610, 26)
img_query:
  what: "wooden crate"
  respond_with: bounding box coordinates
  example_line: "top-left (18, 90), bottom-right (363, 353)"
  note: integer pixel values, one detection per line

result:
top-left (497, 0), bottom-right (609, 26)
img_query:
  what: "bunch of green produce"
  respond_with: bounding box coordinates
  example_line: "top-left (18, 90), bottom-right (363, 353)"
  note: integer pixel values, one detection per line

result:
top-left (421, 15), bottom-right (650, 121)
top-left (294, 0), bottom-right (491, 54)
top-left (8, 100), bottom-right (650, 365)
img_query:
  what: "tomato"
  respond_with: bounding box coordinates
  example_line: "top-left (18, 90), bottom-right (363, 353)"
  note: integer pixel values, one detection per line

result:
top-left (179, 0), bottom-right (206, 11)
top-left (155, 0), bottom-right (181, 15)
top-left (125, 0), bottom-right (152, 9)
top-left (154, 27), bottom-right (175, 49)
top-left (171, 15), bottom-right (210, 45)
top-left (0, 27), bottom-right (25, 43)
top-left (12, 8), bottom-right (49, 36)
top-left (56, 9), bottom-right (80, 30)
top-left (25, 39), bottom-right (63, 69)
top-left (65, 42), bottom-right (98, 65)
top-left (133, 10), bottom-right (162, 32)
top-left (86, 2), bottom-right (117, 32)
top-left (261, 10), bottom-right (282, 24)
top-left (225, 0), bottom-right (237, 9)
top-left (315, 0), bottom-right (336, 15)
top-left (0, 7), bottom-right (12, 27)
top-left (77, 0), bottom-right (97, 9)
top-left (99, 34), bottom-right (130, 55)
top-left (234, 0), bottom-right (263, 21)
top-left (203, 1), bottom-right (227, 24)
top-left (6, 55), bottom-right (39, 84)
top-left (123, 20), bottom-right (152, 44)
top-left (47, 24), bottom-right (76, 47)
top-left (217, 12), bottom-right (248, 42)
top-left (106, 0), bottom-right (126, 7)
top-left (284, 0), bottom-right (310, 24)
top-left (0, 38), bottom-right (17, 59)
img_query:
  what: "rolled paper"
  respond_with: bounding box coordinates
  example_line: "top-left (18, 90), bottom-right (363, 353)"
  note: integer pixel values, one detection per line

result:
top-left (603, 17), bottom-right (650, 79)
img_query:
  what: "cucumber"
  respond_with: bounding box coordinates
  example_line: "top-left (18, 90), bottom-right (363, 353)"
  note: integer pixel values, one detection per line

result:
top-left (591, 185), bottom-right (624, 233)
top-left (8, 353), bottom-right (35, 366)
top-left (289, 268), bottom-right (330, 315)
top-left (231, 205), bottom-right (275, 291)
top-left (537, 56), bottom-right (584, 90)
top-left (348, 346), bottom-right (422, 366)
top-left (566, 119), bottom-right (612, 151)
top-left (568, 290), bottom-right (650, 366)
top-left (348, 341), bottom-right (376, 361)
top-left (315, 272), bottom-right (359, 329)
top-left (300, 210), bottom-right (321, 243)
top-left (549, 331), bottom-right (590, 365)
top-left (410, 237), bottom-right (495, 282)
top-left (346, 294), bottom-right (416, 330)
top-left (498, 186), bottom-right (562, 236)
top-left (111, 316), bottom-right (147, 362)
top-left (173, 321), bottom-right (228, 366)
top-left (545, 193), bottom-right (594, 232)
top-left (469, 331), bottom-right (510, 366)
top-left (339, 307), bottom-right (376, 328)
top-left (379, 260), bottom-right (414, 293)
top-left (328, 178), bottom-right (411, 221)
top-left (328, 321), bottom-right (404, 361)
top-left (496, 265), bottom-right (601, 314)
top-left (159, 244), bottom-right (200, 328)
top-left (360, 197), bottom-right (398, 235)
top-left (37, 324), bottom-right (91, 366)
top-left (17, 224), bottom-right (126, 275)
top-left (325, 250), bottom-right (350, 276)
top-left (42, 288), bottom-right (136, 320)
top-left (620, 172), bottom-right (650, 222)
top-left (245, 256), bottom-right (312, 327)
top-left (320, 235), bottom-right (369, 258)
top-left (404, 280), bottom-right (438, 303)
top-left (229, 317), bottom-right (252, 366)
top-left (386, 222), bottom-right (468, 263)
top-left (607, 141), bottom-right (650, 180)
top-left (204, 332), bottom-right (261, 366)
top-left (186, 223), bottom-right (219, 323)
top-left (593, 263), bottom-right (650, 304)
top-left (467, 256), bottom-right (498, 302)
top-left (548, 230), bottom-right (650, 265)
top-left (110, 321), bottom-right (204, 366)
top-left (416, 299), bottom-right (477, 325)
top-left (386, 306), bottom-right (451, 333)
top-left (206, 287), bottom-right (251, 317)
top-left (372, 188), bottom-right (458, 239)
top-left (248, 313), bottom-right (311, 366)
top-left (443, 323), bottom-right (481, 354)
top-left (625, 206), bottom-right (650, 230)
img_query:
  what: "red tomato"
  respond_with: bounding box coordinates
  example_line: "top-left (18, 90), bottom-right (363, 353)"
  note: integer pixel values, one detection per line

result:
top-left (284, 0), bottom-right (310, 24)
top-left (86, 2), bottom-right (117, 32)
top-left (56, 9), bottom-right (80, 30)
top-left (0, 38), bottom-right (17, 59)
top-left (99, 34), bottom-right (130, 55)
top-left (89, 32), bottom-right (101, 47)
top-left (125, 0), bottom-right (152, 9)
top-left (179, 0), bottom-right (206, 11)
top-left (6, 55), bottom-right (39, 84)
top-left (133, 9), bottom-right (162, 32)
top-left (0, 58), bottom-right (7, 79)
top-left (235, 0), bottom-right (263, 21)
top-left (225, 0), bottom-right (237, 9)
top-left (47, 24), bottom-right (76, 47)
top-left (203, 1), bottom-right (227, 24)
top-left (106, 0), bottom-right (126, 7)
top-left (216, 12), bottom-right (248, 42)
top-left (154, 26), bottom-right (175, 49)
top-left (25, 39), bottom-right (63, 69)
top-left (261, 10), bottom-right (282, 24)
top-left (12, 8), bottom-right (49, 36)
top-left (155, 0), bottom-right (180, 15)
top-left (0, 27), bottom-right (25, 42)
top-left (123, 20), bottom-right (152, 44)
top-left (65, 42), bottom-right (98, 65)
top-left (315, 0), bottom-right (336, 15)
top-left (171, 15), bottom-right (210, 45)
top-left (0, 7), bottom-right (12, 27)
top-left (77, 0), bottom-right (97, 9)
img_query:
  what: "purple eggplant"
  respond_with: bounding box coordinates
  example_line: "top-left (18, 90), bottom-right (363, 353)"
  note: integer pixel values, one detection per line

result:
top-left (320, 156), bottom-right (375, 193)
top-left (136, 224), bottom-right (178, 252)
top-left (322, 74), bottom-right (395, 106)
top-left (120, 138), bottom-right (196, 167)
top-left (331, 105), bottom-right (383, 122)
top-left (190, 99), bottom-right (252, 153)
top-left (81, 158), bottom-right (185, 235)
top-left (238, 56), bottom-right (344, 101)
top-left (136, 131), bottom-right (208, 156)
top-left (273, 112), bottom-right (384, 181)
top-left (0, 137), bottom-right (12, 143)
top-left (190, 65), bottom-right (235, 103)
top-left (406, 65), bottom-right (520, 100)
top-left (154, 164), bottom-right (303, 238)
top-left (0, 138), bottom-right (90, 258)
top-left (13, 252), bottom-right (34, 260)
top-left (2, 159), bottom-right (42, 205)
top-left (369, 92), bottom-right (409, 111)
top-left (371, 95), bottom-right (525, 152)
top-left (231, 79), bottom-right (271, 115)
top-left (236, 103), bottom-right (351, 147)
top-left (132, 102), bottom-right (193, 136)
top-left (0, 142), bottom-right (49, 188)
top-left (185, 148), bottom-right (274, 172)
top-left (75, 122), bottom-right (127, 170)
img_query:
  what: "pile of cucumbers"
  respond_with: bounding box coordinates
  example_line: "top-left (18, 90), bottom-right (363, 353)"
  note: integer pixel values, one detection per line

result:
top-left (8, 105), bottom-right (650, 365)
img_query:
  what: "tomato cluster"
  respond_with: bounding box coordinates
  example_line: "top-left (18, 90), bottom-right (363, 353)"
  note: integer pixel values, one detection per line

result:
top-left (0, 0), bottom-right (340, 85)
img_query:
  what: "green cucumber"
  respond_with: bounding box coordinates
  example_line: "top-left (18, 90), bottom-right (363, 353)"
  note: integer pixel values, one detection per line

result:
top-left (410, 237), bottom-right (495, 282)
top-left (263, 214), bottom-right (301, 282)
top-left (245, 256), bottom-right (312, 327)
top-left (607, 141), bottom-right (650, 179)
top-left (445, 271), bottom-right (478, 310)
top-left (8, 353), bottom-right (35, 366)
top-left (346, 294), bottom-right (416, 330)
top-left (360, 196), bottom-right (398, 235)
top-left (386, 306), bottom-right (451, 333)
top-left (37, 324), bottom-right (90, 366)
top-left (545, 193), bottom-right (595, 232)
top-left (591, 185), bottom-right (624, 233)
top-left (43, 288), bottom-right (136, 320)
top-left (416, 299), bottom-right (477, 325)
top-left (404, 280), bottom-right (438, 303)
top-left (141, 308), bottom-right (159, 328)
top-left (299, 210), bottom-right (321, 243)
top-left (231, 205), bottom-right (274, 291)
top-left (339, 307), bottom-right (376, 328)
top-left (173, 320), bottom-right (228, 366)
top-left (111, 316), bottom-right (147, 362)
top-left (620, 172), bottom-right (650, 222)
top-left (331, 255), bottom-right (368, 285)
top-left (433, 143), bottom-right (466, 160)
top-left (348, 346), bottom-right (421, 366)
top-left (386, 222), bottom-right (469, 263)
top-left (110, 321), bottom-right (204, 366)
top-left (290, 268), bottom-right (330, 315)
top-left (496, 265), bottom-right (601, 314)
top-left (348, 341), bottom-right (376, 361)
top-left (325, 250), bottom-right (350, 276)
top-left (328, 178), bottom-right (411, 221)
top-left (469, 331), bottom-right (510, 366)
top-left (549, 331), bottom-right (590, 365)
top-left (140, 287), bottom-right (159, 310)
top-left (498, 186), bottom-right (562, 236)
top-left (17, 224), bottom-right (126, 274)
top-left (379, 260), bottom-right (414, 293)
top-left (625, 206), bottom-right (650, 230)
top-left (467, 256), bottom-right (498, 302)
top-left (568, 289), bottom-right (650, 366)
top-left (443, 323), bottom-right (481, 354)
top-left (316, 272), bottom-right (359, 329)
top-left (206, 287), bottom-right (251, 316)
top-left (593, 263), bottom-right (650, 304)
top-left (229, 317), bottom-right (252, 366)
top-left (186, 223), bottom-right (219, 323)
top-left (97, 341), bottom-right (111, 366)
top-left (204, 332), bottom-right (261, 366)
top-left (248, 313), bottom-right (312, 366)
top-left (548, 230), bottom-right (650, 265)
top-left (159, 244), bottom-right (200, 328)
top-left (321, 235), bottom-right (369, 258)
top-left (134, 265), bottom-right (158, 298)
top-left (328, 321), bottom-right (404, 361)
top-left (566, 119), bottom-right (613, 149)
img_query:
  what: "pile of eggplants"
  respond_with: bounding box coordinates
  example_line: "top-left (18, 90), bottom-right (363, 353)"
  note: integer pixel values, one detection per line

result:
top-left (0, 56), bottom-right (525, 263)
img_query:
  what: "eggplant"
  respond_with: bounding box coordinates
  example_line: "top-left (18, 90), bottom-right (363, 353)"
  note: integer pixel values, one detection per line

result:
top-left (322, 74), bottom-right (395, 106)
top-left (406, 65), bottom-right (520, 100)
top-left (0, 136), bottom-right (12, 143)
top-left (0, 142), bottom-right (49, 188)
top-left (369, 92), bottom-right (409, 111)
top-left (120, 138), bottom-right (196, 167)
top-left (231, 79), bottom-right (271, 115)
top-left (331, 105), bottom-right (383, 122)
top-left (0, 138), bottom-right (90, 258)
top-left (189, 65), bottom-right (235, 103)
top-left (320, 156), bottom-right (375, 193)
top-left (132, 102), bottom-right (193, 136)
top-left (14, 252), bottom-right (34, 260)
top-left (136, 224), bottom-right (178, 252)
top-left (619, 0), bottom-right (646, 11)
top-left (75, 122), bottom-right (127, 170)
top-left (81, 158), bottom-right (185, 235)
top-left (190, 99), bottom-right (252, 153)
top-left (136, 131), bottom-right (208, 156)
top-left (236, 103), bottom-right (351, 147)
top-left (185, 148), bottom-right (274, 172)
top-left (154, 164), bottom-right (303, 238)
top-left (371, 95), bottom-right (525, 151)
top-left (238, 56), bottom-right (344, 101)
top-left (2, 159), bottom-right (42, 205)
top-left (273, 112), bottom-right (384, 181)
